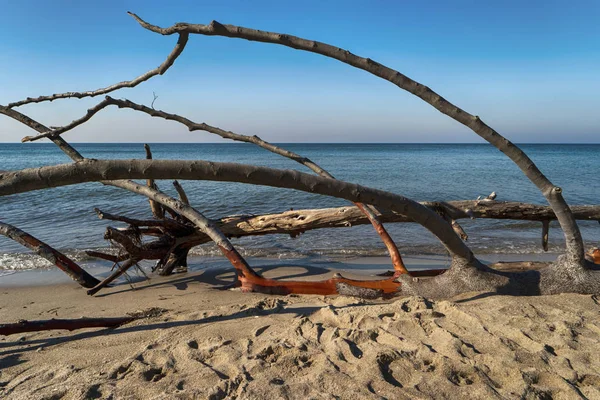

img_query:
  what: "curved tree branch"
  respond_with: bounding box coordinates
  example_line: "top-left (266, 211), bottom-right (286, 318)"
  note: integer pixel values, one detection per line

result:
top-left (127, 12), bottom-right (585, 266)
top-left (0, 159), bottom-right (474, 262)
top-left (7, 32), bottom-right (189, 109)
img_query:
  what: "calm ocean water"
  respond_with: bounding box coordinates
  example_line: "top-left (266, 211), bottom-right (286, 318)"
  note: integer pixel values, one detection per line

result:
top-left (1, 143), bottom-right (599, 273)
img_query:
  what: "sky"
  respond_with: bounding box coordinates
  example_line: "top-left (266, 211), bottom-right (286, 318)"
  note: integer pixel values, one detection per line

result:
top-left (0, 0), bottom-right (598, 143)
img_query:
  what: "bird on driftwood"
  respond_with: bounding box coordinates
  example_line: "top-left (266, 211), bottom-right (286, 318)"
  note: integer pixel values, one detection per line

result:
top-left (587, 248), bottom-right (600, 264)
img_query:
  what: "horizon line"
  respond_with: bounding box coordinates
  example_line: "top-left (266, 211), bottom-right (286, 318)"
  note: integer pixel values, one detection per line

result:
top-left (3, 142), bottom-right (599, 145)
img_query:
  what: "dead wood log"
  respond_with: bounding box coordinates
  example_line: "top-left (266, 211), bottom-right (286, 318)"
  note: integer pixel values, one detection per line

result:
top-left (0, 316), bottom-right (138, 336)
top-left (0, 221), bottom-right (100, 288)
top-left (85, 201), bottom-right (600, 273)
top-left (212, 202), bottom-right (600, 239)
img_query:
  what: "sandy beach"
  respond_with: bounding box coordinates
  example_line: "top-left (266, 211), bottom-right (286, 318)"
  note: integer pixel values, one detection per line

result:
top-left (1, 256), bottom-right (599, 399)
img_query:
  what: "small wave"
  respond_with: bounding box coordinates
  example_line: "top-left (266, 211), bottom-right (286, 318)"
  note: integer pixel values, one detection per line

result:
top-left (0, 248), bottom-right (118, 271)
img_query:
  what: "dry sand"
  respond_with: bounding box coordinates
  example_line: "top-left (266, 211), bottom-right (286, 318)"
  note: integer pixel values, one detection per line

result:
top-left (1, 263), bottom-right (600, 399)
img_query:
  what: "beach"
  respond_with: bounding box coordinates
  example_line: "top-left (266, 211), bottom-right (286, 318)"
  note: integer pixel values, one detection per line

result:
top-left (1, 256), bottom-right (599, 399)
top-left (1, 145), bottom-right (598, 398)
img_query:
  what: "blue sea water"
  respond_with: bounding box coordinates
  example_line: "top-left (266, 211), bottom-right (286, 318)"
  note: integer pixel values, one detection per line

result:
top-left (0, 143), bottom-right (599, 272)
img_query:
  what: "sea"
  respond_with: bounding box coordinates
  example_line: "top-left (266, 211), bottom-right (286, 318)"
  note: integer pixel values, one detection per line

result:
top-left (1, 143), bottom-right (599, 275)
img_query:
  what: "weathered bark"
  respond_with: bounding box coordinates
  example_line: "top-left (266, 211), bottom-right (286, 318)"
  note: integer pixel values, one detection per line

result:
top-left (211, 201), bottom-right (600, 238)
top-left (0, 317), bottom-right (138, 336)
top-left (0, 221), bottom-right (100, 288)
top-left (127, 13), bottom-right (584, 266)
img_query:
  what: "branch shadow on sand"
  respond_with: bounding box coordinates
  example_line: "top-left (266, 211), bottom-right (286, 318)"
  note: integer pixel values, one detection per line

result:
top-left (92, 260), bottom-right (362, 297)
top-left (0, 300), bottom-right (337, 360)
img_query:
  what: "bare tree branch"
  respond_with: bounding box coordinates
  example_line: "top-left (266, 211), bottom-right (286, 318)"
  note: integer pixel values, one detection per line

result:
top-left (0, 159), bottom-right (474, 261)
top-left (87, 258), bottom-right (139, 296)
top-left (127, 12), bottom-right (585, 265)
top-left (94, 207), bottom-right (188, 230)
top-left (7, 32), bottom-right (188, 108)
top-left (172, 180), bottom-right (190, 205)
top-left (21, 97), bottom-right (113, 142)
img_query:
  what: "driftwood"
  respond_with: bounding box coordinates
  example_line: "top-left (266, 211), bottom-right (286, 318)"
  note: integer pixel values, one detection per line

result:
top-left (85, 201), bottom-right (600, 276)
top-left (1, 12), bottom-right (599, 299)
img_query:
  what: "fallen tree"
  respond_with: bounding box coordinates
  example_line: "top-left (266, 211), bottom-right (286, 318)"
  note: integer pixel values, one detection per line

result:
top-left (1, 12), bottom-right (598, 299)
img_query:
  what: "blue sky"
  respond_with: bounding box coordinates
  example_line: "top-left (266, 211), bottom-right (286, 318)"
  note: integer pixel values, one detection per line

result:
top-left (1, 0), bottom-right (598, 143)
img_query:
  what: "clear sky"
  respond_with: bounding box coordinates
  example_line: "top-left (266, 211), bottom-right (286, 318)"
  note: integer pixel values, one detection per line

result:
top-left (1, 0), bottom-right (598, 143)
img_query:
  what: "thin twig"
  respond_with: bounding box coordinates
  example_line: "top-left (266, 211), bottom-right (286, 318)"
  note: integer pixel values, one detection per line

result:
top-left (7, 33), bottom-right (188, 108)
